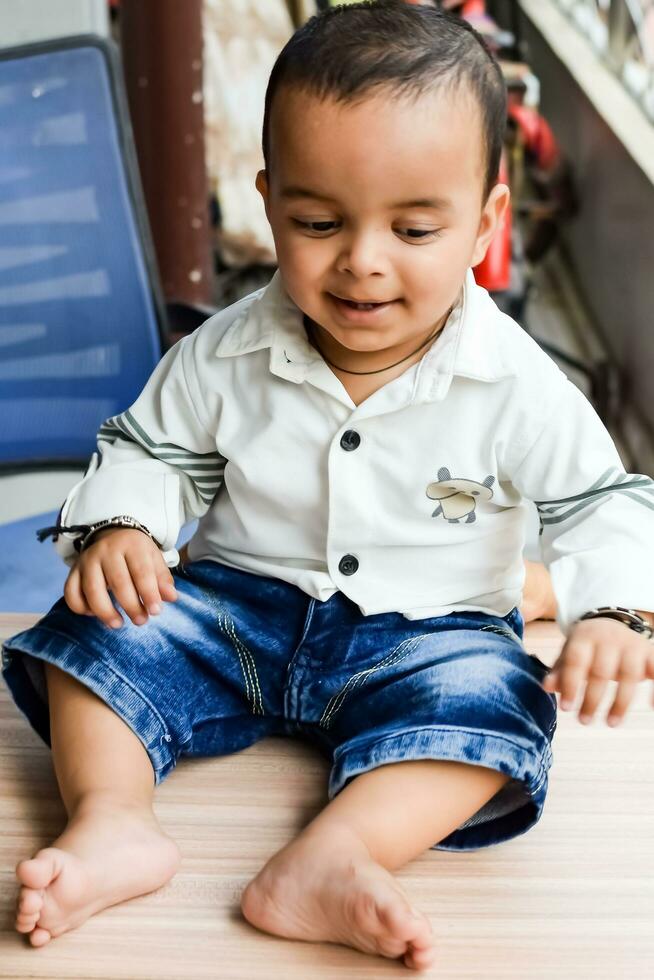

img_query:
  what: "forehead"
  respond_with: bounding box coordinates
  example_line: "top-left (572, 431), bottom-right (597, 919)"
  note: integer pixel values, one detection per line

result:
top-left (268, 84), bottom-right (486, 206)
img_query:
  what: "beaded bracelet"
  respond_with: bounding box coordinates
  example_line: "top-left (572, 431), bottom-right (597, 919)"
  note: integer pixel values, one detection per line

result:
top-left (79, 515), bottom-right (159, 552)
top-left (577, 606), bottom-right (654, 640)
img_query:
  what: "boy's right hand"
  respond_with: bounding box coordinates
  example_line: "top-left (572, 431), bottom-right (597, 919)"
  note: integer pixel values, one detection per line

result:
top-left (63, 527), bottom-right (178, 628)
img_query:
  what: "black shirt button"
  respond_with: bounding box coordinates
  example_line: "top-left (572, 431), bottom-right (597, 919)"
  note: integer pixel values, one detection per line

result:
top-left (338, 554), bottom-right (359, 576)
top-left (340, 429), bottom-right (361, 451)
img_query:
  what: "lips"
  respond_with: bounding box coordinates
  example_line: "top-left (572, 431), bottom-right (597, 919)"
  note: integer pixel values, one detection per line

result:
top-left (330, 293), bottom-right (396, 307)
top-left (327, 293), bottom-right (397, 322)
top-left (329, 293), bottom-right (396, 314)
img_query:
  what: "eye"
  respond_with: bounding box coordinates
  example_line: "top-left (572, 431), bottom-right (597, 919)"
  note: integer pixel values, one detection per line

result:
top-left (292, 219), bottom-right (338, 233)
top-left (291, 219), bottom-right (443, 242)
top-left (399, 228), bottom-right (443, 241)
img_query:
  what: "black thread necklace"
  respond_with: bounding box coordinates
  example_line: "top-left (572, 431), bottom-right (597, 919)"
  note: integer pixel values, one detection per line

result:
top-left (303, 309), bottom-right (451, 376)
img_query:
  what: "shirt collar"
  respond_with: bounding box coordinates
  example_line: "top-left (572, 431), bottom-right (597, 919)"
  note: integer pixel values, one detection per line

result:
top-left (214, 267), bottom-right (517, 402)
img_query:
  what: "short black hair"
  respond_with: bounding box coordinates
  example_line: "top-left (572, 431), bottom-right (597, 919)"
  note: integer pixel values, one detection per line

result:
top-left (261, 0), bottom-right (507, 203)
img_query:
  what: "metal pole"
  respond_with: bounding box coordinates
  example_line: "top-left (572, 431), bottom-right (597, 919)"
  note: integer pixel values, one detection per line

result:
top-left (120, 0), bottom-right (213, 305)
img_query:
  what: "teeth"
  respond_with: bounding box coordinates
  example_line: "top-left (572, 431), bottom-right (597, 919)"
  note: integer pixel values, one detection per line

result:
top-left (350, 301), bottom-right (376, 309)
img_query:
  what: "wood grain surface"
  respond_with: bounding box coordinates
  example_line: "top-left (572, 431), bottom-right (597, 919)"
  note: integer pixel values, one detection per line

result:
top-left (1, 615), bottom-right (653, 978)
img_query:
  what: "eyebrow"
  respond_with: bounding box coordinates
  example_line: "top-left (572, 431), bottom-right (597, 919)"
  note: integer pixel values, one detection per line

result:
top-left (280, 186), bottom-right (454, 211)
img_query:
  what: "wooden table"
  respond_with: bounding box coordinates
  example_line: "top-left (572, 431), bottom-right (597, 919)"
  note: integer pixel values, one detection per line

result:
top-left (1, 615), bottom-right (653, 979)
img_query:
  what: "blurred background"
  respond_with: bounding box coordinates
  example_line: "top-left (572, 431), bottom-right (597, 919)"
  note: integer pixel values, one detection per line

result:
top-left (1, 0), bottom-right (653, 611)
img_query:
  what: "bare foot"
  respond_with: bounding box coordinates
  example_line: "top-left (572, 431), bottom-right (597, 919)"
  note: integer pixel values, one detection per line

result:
top-left (241, 825), bottom-right (436, 971)
top-left (14, 797), bottom-right (181, 946)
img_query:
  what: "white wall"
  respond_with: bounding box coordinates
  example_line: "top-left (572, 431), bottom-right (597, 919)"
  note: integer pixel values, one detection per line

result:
top-left (0, 0), bottom-right (109, 47)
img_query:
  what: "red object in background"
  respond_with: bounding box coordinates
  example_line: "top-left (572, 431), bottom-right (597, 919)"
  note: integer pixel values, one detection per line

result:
top-left (473, 150), bottom-right (511, 292)
top-left (461, 1), bottom-right (485, 15)
top-left (508, 103), bottom-right (560, 172)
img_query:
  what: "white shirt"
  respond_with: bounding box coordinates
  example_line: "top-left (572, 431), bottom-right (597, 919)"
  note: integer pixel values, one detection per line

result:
top-left (53, 268), bottom-right (654, 634)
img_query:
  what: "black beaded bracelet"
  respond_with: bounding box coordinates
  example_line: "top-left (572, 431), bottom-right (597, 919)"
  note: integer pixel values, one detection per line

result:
top-left (79, 516), bottom-right (159, 552)
top-left (577, 606), bottom-right (654, 639)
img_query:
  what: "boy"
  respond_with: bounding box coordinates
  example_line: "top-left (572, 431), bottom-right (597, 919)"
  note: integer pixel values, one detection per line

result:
top-left (4, 1), bottom-right (654, 971)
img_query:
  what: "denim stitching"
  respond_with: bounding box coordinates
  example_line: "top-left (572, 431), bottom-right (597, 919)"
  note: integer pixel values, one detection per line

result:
top-left (225, 613), bottom-right (264, 715)
top-left (320, 636), bottom-right (420, 729)
top-left (221, 614), bottom-right (260, 712)
top-left (319, 634), bottom-right (426, 730)
top-left (530, 769), bottom-right (548, 795)
top-left (216, 610), bottom-right (264, 715)
top-left (216, 611), bottom-right (251, 706)
top-left (231, 629), bottom-right (264, 715)
top-left (196, 584), bottom-right (258, 713)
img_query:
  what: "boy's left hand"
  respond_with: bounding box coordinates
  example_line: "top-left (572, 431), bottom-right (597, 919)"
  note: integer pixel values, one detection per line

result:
top-left (541, 617), bottom-right (654, 726)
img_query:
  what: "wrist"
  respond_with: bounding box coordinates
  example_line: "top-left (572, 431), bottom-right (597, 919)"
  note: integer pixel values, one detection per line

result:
top-left (79, 515), bottom-right (159, 553)
top-left (85, 526), bottom-right (145, 547)
top-left (576, 606), bottom-right (654, 640)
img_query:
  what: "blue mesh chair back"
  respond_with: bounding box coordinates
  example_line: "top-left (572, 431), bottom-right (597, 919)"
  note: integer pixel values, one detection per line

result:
top-left (0, 36), bottom-right (165, 469)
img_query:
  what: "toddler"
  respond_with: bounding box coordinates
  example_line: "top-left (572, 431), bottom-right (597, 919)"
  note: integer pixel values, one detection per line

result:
top-left (4, 1), bottom-right (654, 971)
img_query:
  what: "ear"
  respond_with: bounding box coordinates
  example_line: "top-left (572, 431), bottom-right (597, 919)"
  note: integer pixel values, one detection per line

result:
top-left (255, 169), bottom-right (270, 219)
top-left (469, 182), bottom-right (511, 269)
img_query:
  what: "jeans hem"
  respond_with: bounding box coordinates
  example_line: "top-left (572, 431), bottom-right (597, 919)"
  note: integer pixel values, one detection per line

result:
top-left (2, 626), bottom-right (175, 785)
top-left (328, 725), bottom-right (552, 852)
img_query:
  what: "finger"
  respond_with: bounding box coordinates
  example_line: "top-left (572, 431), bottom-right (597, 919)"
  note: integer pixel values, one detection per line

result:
top-left (607, 679), bottom-right (639, 727)
top-left (81, 562), bottom-right (123, 628)
top-left (605, 648), bottom-right (648, 725)
top-left (577, 647), bottom-right (622, 722)
top-left (125, 552), bottom-right (164, 616)
top-left (542, 670), bottom-right (560, 692)
top-left (103, 555), bottom-right (148, 626)
top-left (63, 566), bottom-right (93, 615)
top-left (156, 565), bottom-right (178, 602)
top-left (578, 676), bottom-right (610, 724)
top-left (558, 641), bottom-right (594, 709)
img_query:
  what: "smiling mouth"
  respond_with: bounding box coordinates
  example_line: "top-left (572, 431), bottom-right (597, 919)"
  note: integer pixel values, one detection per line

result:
top-left (330, 294), bottom-right (397, 310)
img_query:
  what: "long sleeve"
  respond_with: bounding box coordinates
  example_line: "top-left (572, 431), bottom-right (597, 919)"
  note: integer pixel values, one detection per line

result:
top-left (509, 377), bottom-right (654, 634)
top-left (49, 333), bottom-right (226, 567)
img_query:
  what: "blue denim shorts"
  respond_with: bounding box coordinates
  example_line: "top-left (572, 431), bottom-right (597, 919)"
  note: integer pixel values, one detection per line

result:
top-left (1, 559), bottom-right (557, 852)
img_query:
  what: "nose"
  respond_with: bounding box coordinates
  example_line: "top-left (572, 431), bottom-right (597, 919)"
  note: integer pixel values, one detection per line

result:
top-left (336, 227), bottom-right (386, 278)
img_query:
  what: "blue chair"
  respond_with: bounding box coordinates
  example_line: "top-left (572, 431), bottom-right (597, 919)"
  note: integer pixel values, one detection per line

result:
top-left (0, 34), bottom-right (166, 470)
top-left (0, 34), bottom-right (187, 613)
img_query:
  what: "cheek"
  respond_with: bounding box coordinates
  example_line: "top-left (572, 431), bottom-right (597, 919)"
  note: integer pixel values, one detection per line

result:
top-left (272, 247), bottom-right (323, 309)
top-left (282, 238), bottom-right (331, 281)
top-left (411, 238), bottom-right (469, 282)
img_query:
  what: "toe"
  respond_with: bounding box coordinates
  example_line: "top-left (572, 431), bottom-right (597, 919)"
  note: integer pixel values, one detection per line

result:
top-left (15, 917), bottom-right (39, 934)
top-left (405, 944), bottom-right (438, 972)
top-left (377, 902), bottom-right (434, 966)
top-left (28, 926), bottom-right (52, 947)
top-left (15, 910), bottom-right (32, 922)
top-left (17, 849), bottom-right (62, 891)
top-left (18, 888), bottom-right (44, 915)
top-left (376, 933), bottom-right (410, 958)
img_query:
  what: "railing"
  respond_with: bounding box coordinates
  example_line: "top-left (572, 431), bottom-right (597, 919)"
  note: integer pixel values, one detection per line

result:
top-left (553, 0), bottom-right (654, 120)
